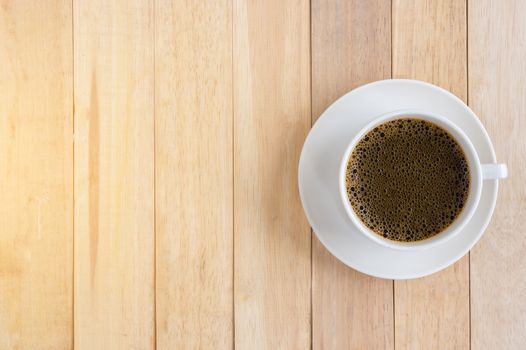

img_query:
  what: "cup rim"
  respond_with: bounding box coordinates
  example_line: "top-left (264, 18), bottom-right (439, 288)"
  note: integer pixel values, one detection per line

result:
top-left (338, 109), bottom-right (483, 251)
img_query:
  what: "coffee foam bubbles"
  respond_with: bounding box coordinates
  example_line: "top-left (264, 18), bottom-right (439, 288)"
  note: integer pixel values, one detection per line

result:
top-left (345, 118), bottom-right (470, 242)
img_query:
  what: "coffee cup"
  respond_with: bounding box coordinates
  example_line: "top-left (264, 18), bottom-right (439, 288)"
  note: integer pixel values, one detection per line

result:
top-left (339, 109), bottom-right (507, 251)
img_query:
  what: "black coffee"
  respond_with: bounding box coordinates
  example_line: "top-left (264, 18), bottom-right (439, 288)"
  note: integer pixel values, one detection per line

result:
top-left (345, 118), bottom-right (470, 242)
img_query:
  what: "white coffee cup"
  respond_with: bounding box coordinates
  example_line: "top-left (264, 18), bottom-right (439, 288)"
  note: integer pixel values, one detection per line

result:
top-left (339, 109), bottom-right (507, 251)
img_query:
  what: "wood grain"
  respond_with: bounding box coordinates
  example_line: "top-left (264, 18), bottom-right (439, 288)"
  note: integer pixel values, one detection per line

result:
top-left (233, 0), bottom-right (311, 347)
top-left (155, 0), bottom-right (233, 348)
top-left (73, 1), bottom-right (155, 348)
top-left (469, 1), bottom-right (526, 348)
top-left (311, 0), bottom-right (394, 348)
top-left (0, 1), bottom-right (72, 349)
top-left (393, 0), bottom-right (470, 348)
top-left (1, 1), bottom-right (525, 348)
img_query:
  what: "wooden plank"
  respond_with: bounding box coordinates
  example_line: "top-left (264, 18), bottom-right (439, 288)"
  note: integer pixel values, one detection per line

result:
top-left (392, 0), bottom-right (470, 349)
top-left (311, 0), bottom-right (393, 349)
top-left (73, 1), bottom-right (154, 348)
top-left (469, 1), bottom-right (526, 348)
top-left (0, 1), bottom-right (72, 349)
top-left (233, 0), bottom-right (311, 347)
top-left (155, 0), bottom-right (233, 348)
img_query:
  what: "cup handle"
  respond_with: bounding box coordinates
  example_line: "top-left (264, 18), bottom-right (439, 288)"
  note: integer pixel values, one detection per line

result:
top-left (481, 163), bottom-right (508, 180)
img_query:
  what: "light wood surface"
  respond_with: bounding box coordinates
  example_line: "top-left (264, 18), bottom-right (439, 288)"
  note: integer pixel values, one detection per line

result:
top-left (155, 0), bottom-right (233, 348)
top-left (233, 0), bottom-right (311, 348)
top-left (392, 1), bottom-right (470, 349)
top-left (73, 0), bottom-right (155, 348)
top-left (469, 1), bottom-right (526, 349)
top-left (0, 1), bottom-right (72, 349)
top-left (311, 1), bottom-right (394, 349)
top-left (0, 0), bottom-right (524, 349)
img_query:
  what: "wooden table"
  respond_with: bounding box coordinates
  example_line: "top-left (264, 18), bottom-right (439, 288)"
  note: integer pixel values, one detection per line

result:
top-left (1, 0), bottom-right (524, 349)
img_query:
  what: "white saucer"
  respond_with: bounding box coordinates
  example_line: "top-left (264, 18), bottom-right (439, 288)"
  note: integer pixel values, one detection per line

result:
top-left (298, 79), bottom-right (499, 279)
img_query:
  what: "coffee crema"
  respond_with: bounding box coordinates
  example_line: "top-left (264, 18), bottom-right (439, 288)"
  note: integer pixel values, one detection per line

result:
top-left (346, 118), bottom-right (470, 242)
